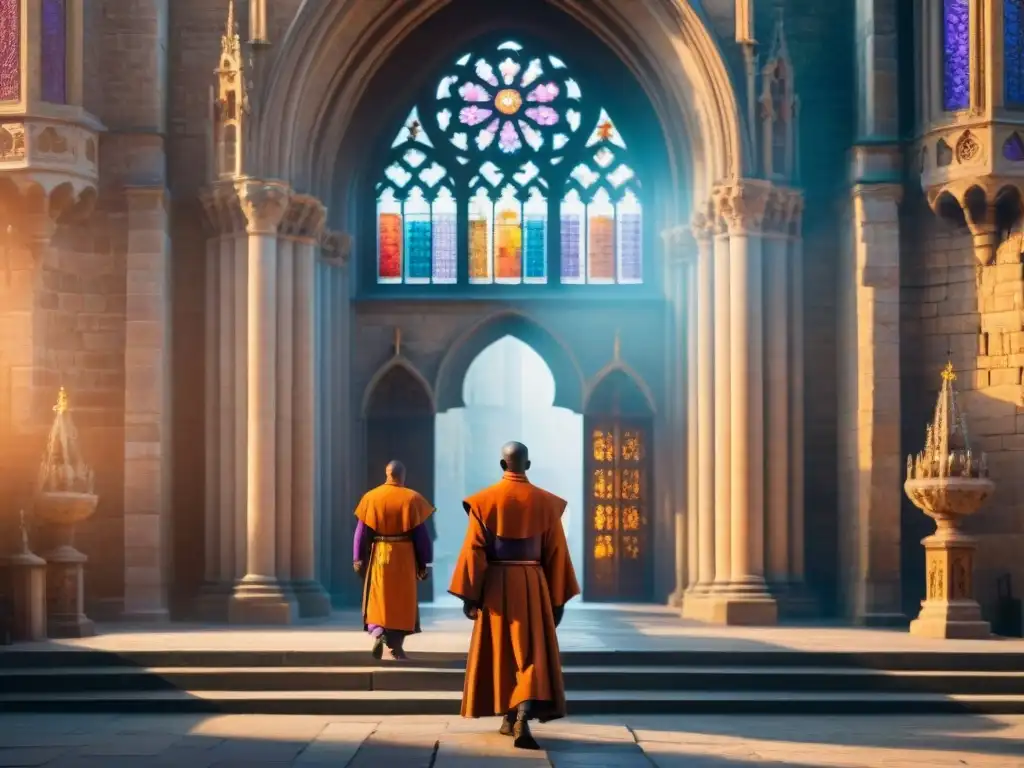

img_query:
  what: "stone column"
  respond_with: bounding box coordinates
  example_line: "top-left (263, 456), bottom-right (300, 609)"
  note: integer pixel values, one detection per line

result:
top-left (763, 191), bottom-right (791, 592)
top-left (695, 220), bottom-right (715, 591)
top-left (121, 186), bottom-right (171, 622)
top-left (711, 217), bottom-right (733, 596)
top-left (786, 199), bottom-right (814, 613)
top-left (286, 199), bottom-right (331, 617)
top-left (679, 230), bottom-right (701, 617)
top-left (710, 180), bottom-right (777, 625)
top-left (663, 228), bottom-right (689, 608)
top-left (229, 179), bottom-right (298, 624)
top-left (276, 237), bottom-right (295, 588)
top-left (842, 182), bottom-right (904, 625)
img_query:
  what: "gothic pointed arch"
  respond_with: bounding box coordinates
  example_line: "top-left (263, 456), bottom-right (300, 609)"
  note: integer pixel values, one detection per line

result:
top-left (259, 0), bottom-right (746, 222)
top-left (585, 364), bottom-right (657, 417)
top-left (361, 357), bottom-right (436, 417)
top-left (434, 310), bottom-right (584, 413)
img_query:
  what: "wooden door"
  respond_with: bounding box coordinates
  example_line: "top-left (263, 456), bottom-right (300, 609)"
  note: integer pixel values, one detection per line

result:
top-left (364, 365), bottom-right (437, 602)
top-left (583, 371), bottom-right (654, 602)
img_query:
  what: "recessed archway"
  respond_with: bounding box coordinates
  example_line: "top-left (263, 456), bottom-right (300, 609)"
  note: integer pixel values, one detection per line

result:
top-left (434, 334), bottom-right (584, 599)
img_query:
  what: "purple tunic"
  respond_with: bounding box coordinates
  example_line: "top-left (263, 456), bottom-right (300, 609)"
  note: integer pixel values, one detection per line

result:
top-left (353, 519), bottom-right (433, 637)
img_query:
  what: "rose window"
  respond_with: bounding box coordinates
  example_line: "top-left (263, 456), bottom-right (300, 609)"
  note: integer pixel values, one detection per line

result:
top-left (374, 39), bottom-right (644, 287)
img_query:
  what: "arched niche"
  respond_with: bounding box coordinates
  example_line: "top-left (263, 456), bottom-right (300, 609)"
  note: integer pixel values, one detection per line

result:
top-left (363, 361), bottom-right (437, 602)
top-left (582, 368), bottom-right (655, 602)
top-left (435, 311), bottom-right (584, 413)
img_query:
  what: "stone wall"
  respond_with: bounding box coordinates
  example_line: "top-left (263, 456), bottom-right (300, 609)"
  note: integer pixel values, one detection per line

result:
top-left (902, 198), bottom-right (1024, 621)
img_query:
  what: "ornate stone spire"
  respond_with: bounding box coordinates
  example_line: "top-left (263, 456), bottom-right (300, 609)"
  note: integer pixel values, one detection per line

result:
top-left (758, 4), bottom-right (799, 182)
top-left (907, 361), bottom-right (987, 482)
top-left (208, 0), bottom-right (249, 181)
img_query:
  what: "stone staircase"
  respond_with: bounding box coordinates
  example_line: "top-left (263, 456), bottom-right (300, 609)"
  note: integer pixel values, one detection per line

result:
top-left (3, 648), bottom-right (1024, 715)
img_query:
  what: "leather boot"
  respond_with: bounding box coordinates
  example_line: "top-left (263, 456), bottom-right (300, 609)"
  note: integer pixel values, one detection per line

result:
top-left (512, 711), bottom-right (540, 750)
top-left (498, 711), bottom-right (515, 736)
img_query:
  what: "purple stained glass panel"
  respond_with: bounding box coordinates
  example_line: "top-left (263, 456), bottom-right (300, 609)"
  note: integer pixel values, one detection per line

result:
top-left (432, 212), bottom-right (457, 281)
top-left (0, 0), bottom-right (21, 102)
top-left (618, 213), bottom-right (642, 282)
top-left (1006, 0), bottom-right (1024, 106)
top-left (41, 0), bottom-right (67, 104)
top-left (943, 0), bottom-right (970, 111)
top-left (560, 214), bottom-right (581, 279)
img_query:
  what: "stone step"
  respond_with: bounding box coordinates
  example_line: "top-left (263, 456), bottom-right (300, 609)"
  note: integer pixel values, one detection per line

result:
top-left (3, 648), bottom-right (1024, 670)
top-left (2, 689), bottom-right (1024, 715)
top-left (4, 665), bottom-right (1024, 695)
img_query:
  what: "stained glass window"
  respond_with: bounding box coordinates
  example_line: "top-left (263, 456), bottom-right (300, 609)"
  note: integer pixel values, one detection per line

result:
top-left (0, 0), bottom-right (21, 103)
top-left (943, 0), bottom-right (970, 111)
top-left (374, 39), bottom-right (644, 286)
top-left (41, 0), bottom-right (66, 105)
top-left (1006, 1), bottom-right (1024, 107)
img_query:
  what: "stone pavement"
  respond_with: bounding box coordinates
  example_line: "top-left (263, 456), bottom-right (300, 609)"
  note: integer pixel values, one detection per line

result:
top-left (1, 713), bottom-right (1024, 767)
top-left (8, 605), bottom-right (1024, 655)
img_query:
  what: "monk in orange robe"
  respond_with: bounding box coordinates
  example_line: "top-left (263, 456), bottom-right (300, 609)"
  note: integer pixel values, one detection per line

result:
top-left (449, 441), bottom-right (580, 750)
top-left (353, 460), bottom-right (434, 660)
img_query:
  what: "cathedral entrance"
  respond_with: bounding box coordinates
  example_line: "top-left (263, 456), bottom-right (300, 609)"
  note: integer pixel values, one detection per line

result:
top-left (434, 335), bottom-right (585, 601)
top-left (363, 362), bottom-right (437, 604)
top-left (583, 371), bottom-right (654, 602)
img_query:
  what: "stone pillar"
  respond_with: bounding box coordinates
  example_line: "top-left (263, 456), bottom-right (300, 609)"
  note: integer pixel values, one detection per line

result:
top-left (285, 200), bottom-right (331, 618)
top-left (695, 222), bottom-right (716, 590)
top-left (842, 182), bottom-right (904, 625)
top-left (121, 186), bottom-right (171, 622)
top-left (763, 192), bottom-right (790, 592)
top-left (276, 237), bottom-right (295, 588)
top-left (663, 228), bottom-right (689, 608)
top-left (709, 180), bottom-right (777, 625)
top-left (786, 200), bottom-right (814, 614)
top-left (711, 219), bottom-right (732, 595)
top-left (229, 179), bottom-right (298, 624)
top-left (678, 221), bottom-right (702, 618)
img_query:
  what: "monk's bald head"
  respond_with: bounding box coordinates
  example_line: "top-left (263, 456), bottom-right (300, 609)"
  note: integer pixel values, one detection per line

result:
top-left (385, 460), bottom-right (406, 485)
top-left (500, 441), bottom-right (530, 473)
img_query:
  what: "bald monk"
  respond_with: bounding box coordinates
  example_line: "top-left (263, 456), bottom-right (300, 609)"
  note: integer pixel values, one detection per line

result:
top-left (353, 460), bottom-right (435, 660)
top-left (449, 441), bottom-right (580, 750)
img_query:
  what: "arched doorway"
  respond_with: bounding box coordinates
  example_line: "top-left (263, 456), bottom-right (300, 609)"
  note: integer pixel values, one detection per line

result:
top-left (435, 334), bottom-right (584, 597)
top-left (363, 362), bottom-right (438, 603)
top-left (583, 369), bottom-right (655, 602)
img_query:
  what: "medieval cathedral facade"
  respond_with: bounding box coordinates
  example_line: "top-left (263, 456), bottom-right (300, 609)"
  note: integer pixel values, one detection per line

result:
top-left (0, 0), bottom-right (1021, 630)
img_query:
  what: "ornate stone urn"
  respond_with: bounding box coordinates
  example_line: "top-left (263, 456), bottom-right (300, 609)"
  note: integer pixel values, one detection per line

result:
top-left (904, 362), bottom-right (993, 639)
top-left (33, 388), bottom-right (98, 637)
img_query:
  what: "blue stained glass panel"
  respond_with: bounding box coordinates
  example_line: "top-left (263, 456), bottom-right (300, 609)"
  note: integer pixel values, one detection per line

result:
top-left (524, 217), bottom-right (546, 279)
top-left (41, 0), bottom-right (66, 104)
top-left (618, 213), bottom-right (642, 282)
top-left (1006, 1), bottom-right (1024, 106)
top-left (943, 0), bottom-right (970, 111)
top-left (405, 219), bottom-right (432, 280)
top-left (432, 213), bottom-right (457, 281)
top-left (560, 214), bottom-right (581, 278)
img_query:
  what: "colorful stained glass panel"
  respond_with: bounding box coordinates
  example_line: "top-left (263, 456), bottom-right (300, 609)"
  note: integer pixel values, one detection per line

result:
top-left (617, 191), bottom-right (642, 283)
top-left (0, 0), bottom-right (21, 102)
top-left (523, 189), bottom-right (546, 282)
top-left (494, 190), bottom-right (522, 281)
top-left (1006, 0), bottom-right (1024, 106)
top-left (41, 0), bottom-right (66, 104)
top-left (469, 189), bottom-right (492, 283)
top-left (432, 188), bottom-right (457, 283)
top-left (404, 188), bottom-right (432, 282)
top-left (378, 213), bottom-right (402, 281)
top-left (943, 0), bottom-right (970, 111)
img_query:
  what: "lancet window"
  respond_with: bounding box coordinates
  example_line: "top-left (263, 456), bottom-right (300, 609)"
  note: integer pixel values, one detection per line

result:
top-left (374, 39), bottom-right (644, 286)
top-left (943, 0), bottom-right (970, 111)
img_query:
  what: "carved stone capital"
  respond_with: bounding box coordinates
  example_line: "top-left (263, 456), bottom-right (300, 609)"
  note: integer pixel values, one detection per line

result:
top-left (235, 179), bottom-right (291, 235)
top-left (714, 179), bottom-right (772, 234)
top-left (689, 199), bottom-right (717, 242)
top-left (280, 194), bottom-right (327, 242)
top-left (763, 187), bottom-right (804, 237)
top-left (320, 230), bottom-right (351, 267)
top-left (200, 182), bottom-right (246, 237)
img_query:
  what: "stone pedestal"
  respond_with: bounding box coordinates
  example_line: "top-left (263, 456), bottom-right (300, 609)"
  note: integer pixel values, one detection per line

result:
top-left (6, 552), bottom-right (47, 641)
top-left (909, 532), bottom-right (990, 639)
top-left (228, 577), bottom-right (298, 625)
top-left (44, 544), bottom-right (95, 638)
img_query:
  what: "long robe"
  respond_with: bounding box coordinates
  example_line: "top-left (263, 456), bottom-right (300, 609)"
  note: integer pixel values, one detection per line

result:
top-left (354, 481), bottom-right (435, 635)
top-left (448, 471), bottom-right (580, 722)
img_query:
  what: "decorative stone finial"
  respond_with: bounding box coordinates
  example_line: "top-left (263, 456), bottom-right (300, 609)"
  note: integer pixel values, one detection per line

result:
top-left (906, 360), bottom-right (985, 482)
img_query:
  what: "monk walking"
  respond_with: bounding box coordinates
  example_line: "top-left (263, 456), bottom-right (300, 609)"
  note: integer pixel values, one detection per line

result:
top-left (353, 460), bottom-right (434, 660)
top-left (449, 441), bottom-right (580, 750)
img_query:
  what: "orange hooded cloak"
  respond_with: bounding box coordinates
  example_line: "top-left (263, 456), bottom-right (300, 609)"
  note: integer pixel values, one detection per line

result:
top-left (448, 471), bottom-right (580, 721)
top-left (355, 482), bottom-right (435, 634)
